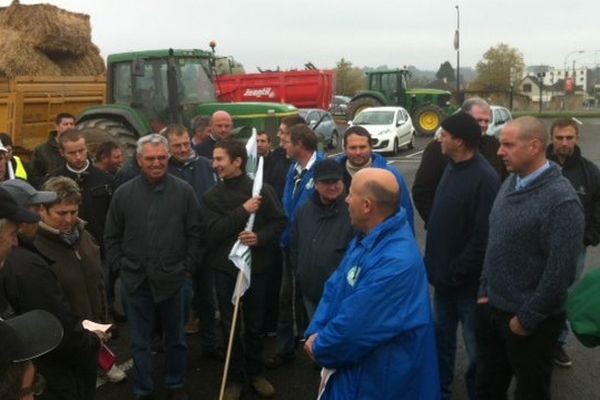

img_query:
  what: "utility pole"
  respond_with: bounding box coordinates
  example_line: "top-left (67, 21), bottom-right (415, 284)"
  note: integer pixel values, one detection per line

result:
top-left (537, 72), bottom-right (546, 113)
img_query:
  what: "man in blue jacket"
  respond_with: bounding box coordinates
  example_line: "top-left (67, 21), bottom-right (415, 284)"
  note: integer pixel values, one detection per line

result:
top-left (337, 125), bottom-right (414, 233)
top-left (305, 168), bottom-right (440, 400)
top-left (267, 123), bottom-right (325, 368)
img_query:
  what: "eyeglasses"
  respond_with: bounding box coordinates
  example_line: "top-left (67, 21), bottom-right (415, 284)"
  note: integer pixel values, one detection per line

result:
top-left (19, 373), bottom-right (46, 397)
top-left (142, 155), bottom-right (169, 162)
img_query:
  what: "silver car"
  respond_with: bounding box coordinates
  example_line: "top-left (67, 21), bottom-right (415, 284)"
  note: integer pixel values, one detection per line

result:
top-left (299, 108), bottom-right (340, 149)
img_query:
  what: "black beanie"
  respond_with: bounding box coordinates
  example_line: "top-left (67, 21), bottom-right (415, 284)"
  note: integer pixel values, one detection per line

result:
top-left (440, 111), bottom-right (481, 148)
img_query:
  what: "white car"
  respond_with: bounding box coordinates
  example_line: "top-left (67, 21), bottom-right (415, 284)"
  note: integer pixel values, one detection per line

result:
top-left (349, 106), bottom-right (415, 155)
top-left (487, 105), bottom-right (513, 138)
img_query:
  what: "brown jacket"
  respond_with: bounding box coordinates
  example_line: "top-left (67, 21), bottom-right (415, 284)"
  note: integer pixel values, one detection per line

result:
top-left (34, 221), bottom-right (107, 323)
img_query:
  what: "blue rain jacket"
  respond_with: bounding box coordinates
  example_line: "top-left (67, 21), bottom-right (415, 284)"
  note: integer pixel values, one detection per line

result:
top-left (306, 210), bottom-right (440, 400)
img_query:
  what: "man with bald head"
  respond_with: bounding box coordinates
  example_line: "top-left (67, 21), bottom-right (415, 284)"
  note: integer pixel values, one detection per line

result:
top-left (304, 168), bottom-right (439, 399)
top-left (194, 110), bottom-right (234, 159)
top-left (476, 117), bottom-right (584, 400)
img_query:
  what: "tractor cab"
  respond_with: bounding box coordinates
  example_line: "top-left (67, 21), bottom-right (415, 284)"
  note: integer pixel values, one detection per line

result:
top-left (367, 69), bottom-right (409, 106)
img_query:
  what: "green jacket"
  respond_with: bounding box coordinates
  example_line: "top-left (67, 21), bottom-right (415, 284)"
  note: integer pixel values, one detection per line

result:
top-left (567, 267), bottom-right (600, 347)
top-left (31, 131), bottom-right (64, 184)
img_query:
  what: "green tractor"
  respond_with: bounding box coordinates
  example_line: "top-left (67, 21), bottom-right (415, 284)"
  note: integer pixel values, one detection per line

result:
top-left (76, 48), bottom-right (297, 155)
top-left (347, 69), bottom-right (454, 136)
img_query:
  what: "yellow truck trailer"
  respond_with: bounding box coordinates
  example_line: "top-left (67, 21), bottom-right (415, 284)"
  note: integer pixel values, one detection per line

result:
top-left (0, 75), bottom-right (106, 156)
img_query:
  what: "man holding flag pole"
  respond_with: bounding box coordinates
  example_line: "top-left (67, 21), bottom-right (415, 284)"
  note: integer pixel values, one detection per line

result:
top-left (203, 132), bottom-right (287, 400)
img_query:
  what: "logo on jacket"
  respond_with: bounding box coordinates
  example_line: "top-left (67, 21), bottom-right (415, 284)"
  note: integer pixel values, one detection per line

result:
top-left (305, 177), bottom-right (314, 190)
top-left (346, 266), bottom-right (361, 287)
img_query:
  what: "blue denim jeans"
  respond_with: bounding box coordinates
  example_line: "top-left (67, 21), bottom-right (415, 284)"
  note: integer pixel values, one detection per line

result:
top-left (123, 281), bottom-right (187, 396)
top-left (434, 289), bottom-right (478, 400)
top-left (558, 247), bottom-right (587, 344)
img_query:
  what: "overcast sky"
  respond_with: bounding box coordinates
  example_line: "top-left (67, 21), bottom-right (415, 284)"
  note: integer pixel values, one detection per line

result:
top-left (5, 0), bottom-right (599, 72)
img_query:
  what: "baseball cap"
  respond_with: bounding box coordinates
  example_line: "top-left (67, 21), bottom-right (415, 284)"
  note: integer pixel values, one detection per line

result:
top-left (0, 179), bottom-right (57, 207)
top-left (0, 187), bottom-right (40, 223)
top-left (0, 310), bottom-right (63, 369)
top-left (314, 159), bottom-right (344, 182)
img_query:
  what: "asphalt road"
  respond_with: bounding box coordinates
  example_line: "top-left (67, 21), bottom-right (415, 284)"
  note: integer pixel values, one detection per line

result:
top-left (96, 118), bottom-right (600, 400)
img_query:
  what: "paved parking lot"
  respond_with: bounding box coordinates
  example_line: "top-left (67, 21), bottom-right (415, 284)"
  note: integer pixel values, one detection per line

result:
top-left (97, 118), bottom-right (600, 400)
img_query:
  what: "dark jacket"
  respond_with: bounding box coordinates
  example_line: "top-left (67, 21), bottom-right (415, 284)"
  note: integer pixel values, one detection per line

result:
top-left (194, 136), bottom-right (218, 159)
top-left (480, 164), bottom-right (584, 331)
top-left (203, 174), bottom-right (287, 277)
top-left (31, 131), bottom-right (64, 185)
top-left (47, 163), bottom-right (114, 251)
top-left (263, 147), bottom-right (292, 200)
top-left (114, 157), bottom-right (140, 189)
top-left (168, 154), bottom-right (216, 208)
top-left (104, 173), bottom-right (205, 302)
top-left (424, 153), bottom-right (500, 295)
top-left (0, 240), bottom-right (100, 368)
top-left (291, 193), bottom-right (354, 304)
top-left (412, 135), bottom-right (507, 225)
top-left (547, 144), bottom-right (600, 247)
top-left (34, 221), bottom-right (107, 323)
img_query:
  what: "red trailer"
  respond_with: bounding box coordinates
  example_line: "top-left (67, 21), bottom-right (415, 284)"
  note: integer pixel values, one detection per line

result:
top-left (215, 69), bottom-right (335, 110)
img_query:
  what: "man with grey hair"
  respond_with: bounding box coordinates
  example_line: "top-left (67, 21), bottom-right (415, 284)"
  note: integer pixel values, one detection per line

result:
top-left (412, 97), bottom-right (506, 225)
top-left (476, 117), bottom-right (584, 399)
top-left (190, 115), bottom-right (211, 147)
top-left (105, 134), bottom-right (205, 400)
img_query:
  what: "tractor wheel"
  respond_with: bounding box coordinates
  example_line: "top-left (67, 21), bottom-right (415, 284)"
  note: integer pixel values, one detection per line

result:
top-left (347, 97), bottom-right (383, 120)
top-left (76, 118), bottom-right (138, 158)
top-left (413, 105), bottom-right (444, 136)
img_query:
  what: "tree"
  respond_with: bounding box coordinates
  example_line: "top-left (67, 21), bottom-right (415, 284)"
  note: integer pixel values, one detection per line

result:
top-left (436, 61), bottom-right (455, 82)
top-left (335, 58), bottom-right (366, 96)
top-left (473, 43), bottom-right (525, 91)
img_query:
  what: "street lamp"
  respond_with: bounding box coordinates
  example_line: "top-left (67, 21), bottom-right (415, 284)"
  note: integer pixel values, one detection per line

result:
top-left (564, 50), bottom-right (585, 82)
top-left (563, 50), bottom-right (584, 110)
top-left (454, 5), bottom-right (460, 93)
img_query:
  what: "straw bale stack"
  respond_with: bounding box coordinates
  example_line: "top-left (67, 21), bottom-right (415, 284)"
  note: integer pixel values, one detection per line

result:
top-left (0, 28), bottom-right (62, 77)
top-left (0, 1), bottom-right (91, 56)
top-left (0, 1), bottom-right (105, 78)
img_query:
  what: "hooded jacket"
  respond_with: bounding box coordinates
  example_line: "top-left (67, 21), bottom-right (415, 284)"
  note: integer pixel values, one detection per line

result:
top-left (31, 131), bottom-right (64, 184)
top-left (337, 152), bottom-right (415, 233)
top-left (305, 210), bottom-right (440, 400)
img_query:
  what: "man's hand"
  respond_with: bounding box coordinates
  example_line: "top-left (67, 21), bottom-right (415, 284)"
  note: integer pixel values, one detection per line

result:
top-left (305, 333), bottom-right (318, 361)
top-left (239, 231), bottom-right (258, 246)
top-left (477, 297), bottom-right (489, 304)
top-left (243, 196), bottom-right (262, 213)
top-left (509, 316), bottom-right (529, 336)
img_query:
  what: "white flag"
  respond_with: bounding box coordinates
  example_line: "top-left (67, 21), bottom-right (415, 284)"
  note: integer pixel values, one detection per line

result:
top-left (228, 155), bottom-right (264, 304)
top-left (245, 128), bottom-right (258, 179)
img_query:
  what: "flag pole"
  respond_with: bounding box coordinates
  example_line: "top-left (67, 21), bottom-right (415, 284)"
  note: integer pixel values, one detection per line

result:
top-left (218, 271), bottom-right (244, 400)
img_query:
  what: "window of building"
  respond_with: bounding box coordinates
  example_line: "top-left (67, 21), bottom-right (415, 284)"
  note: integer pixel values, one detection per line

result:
top-left (523, 83), bottom-right (532, 92)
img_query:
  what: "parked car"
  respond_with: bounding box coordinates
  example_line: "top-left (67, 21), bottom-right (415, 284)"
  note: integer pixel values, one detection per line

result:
top-left (349, 106), bottom-right (416, 155)
top-left (299, 108), bottom-right (340, 149)
top-left (488, 105), bottom-right (513, 138)
top-left (433, 105), bottom-right (513, 140)
top-left (330, 95), bottom-right (351, 116)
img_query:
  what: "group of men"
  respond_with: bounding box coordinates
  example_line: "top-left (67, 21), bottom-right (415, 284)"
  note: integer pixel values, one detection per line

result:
top-left (0, 96), bottom-right (598, 400)
top-left (413, 98), bottom-right (599, 400)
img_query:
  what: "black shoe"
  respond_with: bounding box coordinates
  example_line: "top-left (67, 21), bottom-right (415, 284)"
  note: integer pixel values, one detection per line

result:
top-left (203, 347), bottom-right (225, 362)
top-left (166, 388), bottom-right (189, 400)
top-left (264, 353), bottom-right (294, 369)
top-left (554, 344), bottom-right (572, 367)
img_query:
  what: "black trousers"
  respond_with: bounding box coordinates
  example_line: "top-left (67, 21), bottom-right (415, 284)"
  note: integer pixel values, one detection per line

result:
top-left (214, 270), bottom-right (267, 383)
top-left (475, 303), bottom-right (565, 400)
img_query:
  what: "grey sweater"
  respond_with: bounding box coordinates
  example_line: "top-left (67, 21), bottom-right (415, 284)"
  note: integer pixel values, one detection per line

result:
top-left (480, 163), bottom-right (584, 331)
